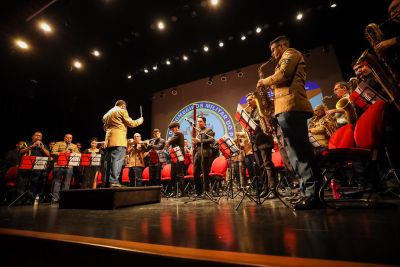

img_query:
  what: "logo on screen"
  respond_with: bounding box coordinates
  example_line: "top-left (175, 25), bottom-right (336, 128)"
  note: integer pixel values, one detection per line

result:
top-left (166, 101), bottom-right (235, 143)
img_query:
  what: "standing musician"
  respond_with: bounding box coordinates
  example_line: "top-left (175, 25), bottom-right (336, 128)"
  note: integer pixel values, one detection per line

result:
top-left (102, 100), bottom-right (144, 188)
top-left (257, 35), bottom-right (322, 209)
top-left (192, 116), bottom-right (215, 196)
top-left (165, 122), bottom-right (185, 197)
top-left (245, 93), bottom-right (277, 199)
top-left (146, 129), bottom-right (165, 186)
top-left (16, 131), bottom-right (50, 204)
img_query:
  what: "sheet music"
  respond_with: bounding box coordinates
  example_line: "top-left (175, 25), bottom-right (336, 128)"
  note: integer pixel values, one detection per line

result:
top-left (91, 154), bottom-right (102, 166)
top-left (68, 153), bottom-right (81, 167)
top-left (157, 150), bottom-right (167, 163)
top-left (236, 104), bottom-right (257, 132)
top-left (33, 157), bottom-right (49, 170)
top-left (308, 133), bottom-right (321, 148)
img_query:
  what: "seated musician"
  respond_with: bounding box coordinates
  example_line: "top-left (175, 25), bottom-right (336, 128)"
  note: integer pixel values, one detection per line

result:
top-left (308, 104), bottom-right (337, 148)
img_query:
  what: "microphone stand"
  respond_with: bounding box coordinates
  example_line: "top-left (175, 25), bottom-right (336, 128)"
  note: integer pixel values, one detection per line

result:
top-left (184, 121), bottom-right (218, 204)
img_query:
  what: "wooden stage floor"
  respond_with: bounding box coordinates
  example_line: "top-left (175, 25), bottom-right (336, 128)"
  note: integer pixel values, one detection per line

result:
top-left (0, 196), bottom-right (399, 266)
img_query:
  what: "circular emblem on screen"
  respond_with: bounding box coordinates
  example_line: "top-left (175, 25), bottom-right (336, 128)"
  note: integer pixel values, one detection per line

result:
top-left (166, 101), bottom-right (235, 142)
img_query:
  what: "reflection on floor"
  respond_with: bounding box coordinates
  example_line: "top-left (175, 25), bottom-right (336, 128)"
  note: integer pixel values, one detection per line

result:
top-left (0, 197), bottom-right (399, 266)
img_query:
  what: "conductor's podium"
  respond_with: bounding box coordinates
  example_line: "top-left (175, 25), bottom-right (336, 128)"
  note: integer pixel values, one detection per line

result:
top-left (59, 186), bottom-right (162, 210)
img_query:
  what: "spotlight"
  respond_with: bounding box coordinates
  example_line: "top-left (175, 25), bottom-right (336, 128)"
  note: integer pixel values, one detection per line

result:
top-left (157, 21), bottom-right (165, 30)
top-left (220, 74), bottom-right (227, 82)
top-left (171, 88), bottom-right (178, 95)
top-left (91, 49), bottom-right (101, 57)
top-left (166, 59), bottom-right (171, 65)
top-left (182, 55), bottom-right (188, 61)
top-left (296, 12), bottom-right (303, 20)
top-left (203, 45), bottom-right (209, 52)
top-left (72, 59), bottom-right (83, 69)
top-left (152, 65), bottom-right (158, 71)
top-left (15, 39), bottom-right (29, 50)
top-left (38, 21), bottom-right (52, 33)
top-left (240, 35), bottom-right (246, 41)
top-left (144, 68), bottom-right (149, 73)
top-left (329, 1), bottom-right (337, 8)
top-left (236, 70), bottom-right (243, 78)
top-left (218, 41), bottom-right (224, 48)
top-left (210, 0), bottom-right (219, 7)
top-left (127, 73), bottom-right (132, 79)
top-left (207, 77), bottom-right (213, 85)
top-left (255, 27), bottom-right (262, 34)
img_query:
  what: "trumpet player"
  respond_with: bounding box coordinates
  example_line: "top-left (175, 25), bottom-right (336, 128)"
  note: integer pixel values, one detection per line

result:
top-left (126, 133), bottom-right (147, 187)
top-left (16, 131), bottom-right (50, 205)
top-left (257, 35), bottom-right (321, 209)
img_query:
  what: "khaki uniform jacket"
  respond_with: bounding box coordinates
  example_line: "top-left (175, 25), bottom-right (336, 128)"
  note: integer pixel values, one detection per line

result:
top-left (263, 48), bottom-right (313, 115)
top-left (102, 106), bottom-right (141, 148)
top-left (127, 143), bottom-right (146, 167)
top-left (51, 142), bottom-right (80, 168)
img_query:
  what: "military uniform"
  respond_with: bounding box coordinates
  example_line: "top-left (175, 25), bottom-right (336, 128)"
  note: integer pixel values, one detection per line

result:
top-left (193, 127), bottom-right (214, 195)
top-left (262, 47), bottom-right (320, 199)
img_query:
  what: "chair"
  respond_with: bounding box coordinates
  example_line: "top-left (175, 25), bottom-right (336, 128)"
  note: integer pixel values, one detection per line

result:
top-left (183, 163), bottom-right (195, 195)
top-left (2, 166), bottom-right (18, 203)
top-left (141, 167), bottom-right (150, 186)
top-left (208, 156), bottom-right (228, 195)
top-left (161, 164), bottom-right (172, 196)
top-left (121, 167), bottom-right (130, 185)
top-left (318, 100), bottom-right (396, 208)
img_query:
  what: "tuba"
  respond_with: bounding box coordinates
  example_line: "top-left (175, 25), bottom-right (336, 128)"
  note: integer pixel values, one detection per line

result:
top-left (254, 58), bottom-right (275, 135)
top-left (336, 97), bottom-right (357, 125)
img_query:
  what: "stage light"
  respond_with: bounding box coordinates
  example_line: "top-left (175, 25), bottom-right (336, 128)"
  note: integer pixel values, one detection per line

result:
top-left (152, 65), bottom-right (158, 71)
top-left (15, 39), bottom-right (29, 50)
top-left (144, 68), bottom-right (149, 73)
top-left (127, 73), bottom-right (132, 79)
top-left (207, 76), bottom-right (213, 85)
top-left (330, 1), bottom-right (337, 8)
top-left (236, 70), bottom-right (243, 78)
top-left (38, 21), bottom-right (52, 33)
top-left (91, 49), bottom-right (101, 57)
top-left (203, 45), bottom-right (209, 52)
top-left (296, 12), bottom-right (303, 20)
top-left (157, 21), bottom-right (165, 30)
top-left (255, 27), bottom-right (262, 34)
top-left (72, 60), bottom-right (83, 69)
top-left (218, 41), bottom-right (224, 47)
top-left (171, 88), bottom-right (178, 95)
top-left (182, 55), bottom-right (188, 61)
top-left (210, 0), bottom-right (219, 7)
top-left (240, 35), bottom-right (246, 41)
top-left (166, 59), bottom-right (171, 65)
top-left (220, 74), bottom-right (227, 82)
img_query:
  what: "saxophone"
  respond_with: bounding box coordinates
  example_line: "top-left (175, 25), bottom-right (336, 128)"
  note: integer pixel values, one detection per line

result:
top-left (254, 58), bottom-right (275, 135)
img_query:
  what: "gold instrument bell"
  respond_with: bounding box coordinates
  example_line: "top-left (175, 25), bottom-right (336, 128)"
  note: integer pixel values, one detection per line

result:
top-left (336, 97), bottom-right (357, 125)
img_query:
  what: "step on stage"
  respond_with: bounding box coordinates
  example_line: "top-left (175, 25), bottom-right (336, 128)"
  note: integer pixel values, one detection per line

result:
top-left (59, 186), bottom-right (162, 209)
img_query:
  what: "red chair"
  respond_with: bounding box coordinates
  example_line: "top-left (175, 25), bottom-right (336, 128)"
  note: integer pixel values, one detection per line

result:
top-left (4, 166), bottom-right (18, 188)
top-left (318, 100), bottom-right (392, 207)
top-left (121, 167), bottom-right (130, 185)
top-left (141, 167), bottom-right (150, 185)
top-left (183, 163), bottom-right (195, 195)
top-left (208, 156), bottom-right (228, 195)
top-left (161, 164), bottom-right (172, 196)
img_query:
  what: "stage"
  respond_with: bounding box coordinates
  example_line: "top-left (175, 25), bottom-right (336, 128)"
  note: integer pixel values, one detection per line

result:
top-left (1, 197), bottom-right (399, 266)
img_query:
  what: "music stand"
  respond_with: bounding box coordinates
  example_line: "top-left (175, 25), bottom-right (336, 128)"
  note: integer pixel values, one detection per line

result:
top-left (184, 123), bottom-right (218, 204)
top-left (217, 136), bottom-right (241, 201)
top-left (234, 105), bottom-right (264, 209)
top-left (8, 156), bottom-right (49, 207)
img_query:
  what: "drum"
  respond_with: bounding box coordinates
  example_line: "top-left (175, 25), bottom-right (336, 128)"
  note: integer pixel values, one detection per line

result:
top-left (169, 146), bottom-right (184, 163)
top-left (218, 135), bottom-right (239, 159)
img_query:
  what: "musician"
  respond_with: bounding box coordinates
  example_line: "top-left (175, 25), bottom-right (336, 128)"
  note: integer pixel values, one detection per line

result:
top-left (146, 129), bottom-right (165, 186)
top-left (308, 105), bottom-right (337, 148)
top-left (102, 100), bottom-right (143, 188)
top-left (375, 0), bottom-right (400, 75)
top-left (50, 133), bottom-right (79, 203)
top-left (245, 93), bottom-right (276, 199)
top-left (16, 132), bottom-right (50, 205)
top-left (183, 138), bottom-right (192, 175)
top-left (192, 116), bottom-right (215, 196)
top-left (257, 35), bottom-right (322, 209)
top-left (82, 138), bottom-right (102, 189)
top-left (126, 133), bottom-right (147, 187)
top-left (165, 122), bottom-right (185, 197)
top-left (4, 141), bottom-right (26, 168)
top-left (326, 81), bottom-right (358, 127)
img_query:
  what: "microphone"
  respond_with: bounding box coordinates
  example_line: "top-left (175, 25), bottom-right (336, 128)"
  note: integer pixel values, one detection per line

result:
top-left (184, 117), bottom-right (194, 125)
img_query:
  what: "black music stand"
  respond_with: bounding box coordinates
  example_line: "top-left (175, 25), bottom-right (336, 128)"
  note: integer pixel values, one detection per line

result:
top-left (8, 156), bottom-right (48, 207)
top-left (184, 122), bottom-right (218, 204)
